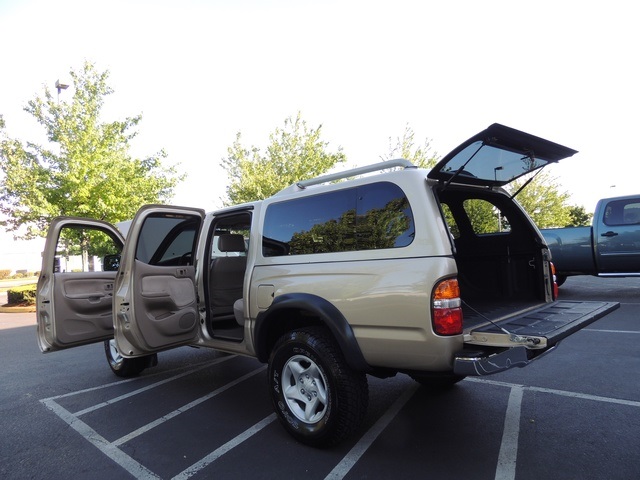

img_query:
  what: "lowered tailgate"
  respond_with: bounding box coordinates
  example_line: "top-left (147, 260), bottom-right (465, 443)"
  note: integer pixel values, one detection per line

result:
top-left (469, 300), bottom-right (619, 348)
top-left (454, 300), bottom-right (619, 376)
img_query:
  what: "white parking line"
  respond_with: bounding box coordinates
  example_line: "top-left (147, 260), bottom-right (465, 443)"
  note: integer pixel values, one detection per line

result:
top-left (39, 364), bottom-right (640, 480)
top-left (76, 356), bottom-right (237, 416)
top-left (40, 359), bottom-right (266, 480)
top-left (43, 357), bottom-right (235, 403)
top-left (494, 386), bottom-right (524, 480)
top-left (41, 398), bottom-right (161, 479)
top-left (466, 378), bottom-right (640, 408)
top-left (583, 328), bottom-right (640, 334)
top-left (113, 366), bottom-right (266, 446)
top-left (324, 384), bottom-right (420, 480)
top-left (172, 413), bottom-right (277, 480)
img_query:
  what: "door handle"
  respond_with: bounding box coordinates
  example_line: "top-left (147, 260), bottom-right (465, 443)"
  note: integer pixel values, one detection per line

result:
top-left (601, 231), bottom-right (619, 237)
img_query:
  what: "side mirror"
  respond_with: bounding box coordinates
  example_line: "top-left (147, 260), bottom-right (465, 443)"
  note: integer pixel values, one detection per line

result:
top-left (103, 254), bottom-right (121, 272)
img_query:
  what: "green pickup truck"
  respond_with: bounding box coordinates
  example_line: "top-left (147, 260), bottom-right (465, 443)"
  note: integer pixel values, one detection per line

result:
top-left (541, 195), bottom-right (640, 285)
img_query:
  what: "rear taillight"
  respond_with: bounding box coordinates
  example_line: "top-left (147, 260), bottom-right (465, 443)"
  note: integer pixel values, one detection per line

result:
top-left (550, 262), bottom-right (559, 299)
top-left (432, 278), bottom-right (463, 335)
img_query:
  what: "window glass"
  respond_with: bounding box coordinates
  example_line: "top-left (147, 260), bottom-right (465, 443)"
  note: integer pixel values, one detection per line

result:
top-left (463, 199), bottom-right (511, 235)
top-left (438, 141), bottom-right (549, 184)
top-left (603, 200), bottom-right (640, 226)
top-left (55, 226), bottom-right (122, 273)
top-left (136, 215), bottom-right (199, 266)
top-left (262, 182), bottom-right (414, 256)
top-left (210, 214), bottom-right (251, 258)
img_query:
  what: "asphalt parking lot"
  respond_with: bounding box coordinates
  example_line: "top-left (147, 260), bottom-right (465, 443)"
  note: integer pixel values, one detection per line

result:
top-left (1, 276), bottom-right (638, 479)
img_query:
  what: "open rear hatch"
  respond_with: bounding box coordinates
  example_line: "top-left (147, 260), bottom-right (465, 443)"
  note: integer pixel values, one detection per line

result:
top-left (427, 123), bottom-right (578, 189)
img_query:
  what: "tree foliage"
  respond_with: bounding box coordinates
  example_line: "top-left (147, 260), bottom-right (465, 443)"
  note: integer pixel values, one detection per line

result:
top-left (222, 113), bottom-right (346, 205)
top-left (382, 125), bottom-right (439, 168)
top-left (0, 61), bottom-right (183, 239)
top-left (505, 171), bottom-right (572, 228)
top-left (567, 205), bottom-right (592, 227)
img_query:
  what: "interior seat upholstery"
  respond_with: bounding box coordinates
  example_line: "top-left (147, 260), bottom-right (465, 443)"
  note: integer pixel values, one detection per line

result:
top-left (209, 234), bottom-right (246, 321)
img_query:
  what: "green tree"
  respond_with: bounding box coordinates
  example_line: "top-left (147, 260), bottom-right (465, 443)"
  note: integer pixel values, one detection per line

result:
top-left (567, 205), bottom-right (592, 227)
top-left (506, 171), bottom-right (572, 228)
top-left (0, 61), bottom-right (183, 239)
top-left (382, 124), bottom-right (439, 168)
top-left (222, 113), bottom-right (346, 205)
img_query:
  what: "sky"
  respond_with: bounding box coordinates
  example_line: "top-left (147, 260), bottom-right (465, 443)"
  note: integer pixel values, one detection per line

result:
top-left (1, 0), bottom-right (639, 272)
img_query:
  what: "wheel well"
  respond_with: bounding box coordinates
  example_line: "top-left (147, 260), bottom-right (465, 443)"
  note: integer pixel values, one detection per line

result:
top-left (261, 308), bottom-right (324, 360)
top-left (253, 293), bottom-right (371, 372)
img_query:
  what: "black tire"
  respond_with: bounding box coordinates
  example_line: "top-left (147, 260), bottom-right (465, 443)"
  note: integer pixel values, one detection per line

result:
top-left (103, 339), bottom-right (156, 378)
top-left (268, 327), bottom-right (369, 448)
top-left (410, 372), bottom-right (466, 389)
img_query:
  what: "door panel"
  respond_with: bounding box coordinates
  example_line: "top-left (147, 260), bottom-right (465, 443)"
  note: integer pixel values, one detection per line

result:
top-left (113, 205), bottom-right (205, 356)
top-left (37, 218), bottom-right (124, 353)
top-left (50, 273), bottom-right (116, 346)
top-left (133, 261), bottom-right (198, 348)
top-left (596, 198), bottom-right (640, 272)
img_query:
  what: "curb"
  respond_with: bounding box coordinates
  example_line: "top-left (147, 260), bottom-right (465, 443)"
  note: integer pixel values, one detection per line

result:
top-left (0, 305), bottom-right (36, 313)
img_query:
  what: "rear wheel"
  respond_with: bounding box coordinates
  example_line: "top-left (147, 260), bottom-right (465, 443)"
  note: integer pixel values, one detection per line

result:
top-left (104, 339), bottom-right (156, 377)
top-left (268, 327), bottom-right (369, 447)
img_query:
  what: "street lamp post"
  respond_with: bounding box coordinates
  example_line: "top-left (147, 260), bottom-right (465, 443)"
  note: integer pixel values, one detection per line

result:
top-left (55, 79), bottom-right (68, 102)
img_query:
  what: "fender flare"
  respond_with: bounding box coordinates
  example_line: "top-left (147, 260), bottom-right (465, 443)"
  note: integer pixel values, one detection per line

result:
top-left (254, 293), bottom-right (371, 372)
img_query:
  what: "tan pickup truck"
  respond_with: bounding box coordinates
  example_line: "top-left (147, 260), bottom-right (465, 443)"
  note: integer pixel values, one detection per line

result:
top-left (37, 123), bottom-right (619, 447)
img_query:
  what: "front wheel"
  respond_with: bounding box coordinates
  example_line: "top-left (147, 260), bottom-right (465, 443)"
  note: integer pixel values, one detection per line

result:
top-left (268, 327), bottom-right (369, 448)
top-left (104, 339), bottom-right (157, 378)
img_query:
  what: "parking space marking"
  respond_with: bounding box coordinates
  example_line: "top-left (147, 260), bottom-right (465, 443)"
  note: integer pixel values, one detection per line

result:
top-left (41, 397), bottom-right (161, 479)
top-left (44, 356), bottom-right (235, 403)
top-left (76, 356), bottom-right (237, 416)
top-left (40, 358), bottom-right (266, 480)
top-left (583, 328), bottom-right (640, 334)
top-left (494, 386), bottom-right (523, 480)
top-left (324, 384), bottom-right (420, 480)
top-left (172, 413), bottom-right (277, 480)
top-left (466, 377), bottom-right (640, 408)
top-left (113, 366), bottom-right (266, 446)
top-left (465, 377), bottom-right (640, 480)
top-left (39, 361), bottom-right (640, 480)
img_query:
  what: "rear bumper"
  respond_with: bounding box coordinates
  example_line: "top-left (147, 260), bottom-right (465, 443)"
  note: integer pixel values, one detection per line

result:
top-left (453, 345), bottom-right (557, 376)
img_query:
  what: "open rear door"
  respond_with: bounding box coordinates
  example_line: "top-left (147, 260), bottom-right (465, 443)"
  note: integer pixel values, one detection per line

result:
top-left (113, 205), bottom-right (205, 357)
top-left (37, 218), bottom-right (125, 352)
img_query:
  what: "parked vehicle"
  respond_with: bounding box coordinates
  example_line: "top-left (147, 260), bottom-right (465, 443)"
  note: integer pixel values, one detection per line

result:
top-left (542, 195), bottom-right (640, 285)
top-left (36, 124), bottom-right (619, 447)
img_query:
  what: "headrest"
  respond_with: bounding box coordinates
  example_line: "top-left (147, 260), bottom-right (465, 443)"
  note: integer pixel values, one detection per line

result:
top-left (218, 234), bottom-right (246, 253)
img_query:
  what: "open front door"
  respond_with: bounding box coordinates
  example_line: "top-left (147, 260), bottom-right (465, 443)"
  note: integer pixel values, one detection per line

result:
top-left (113, 205), bottom-right (205, 357)
top-left (37, 218), bottom-right (125, 353)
